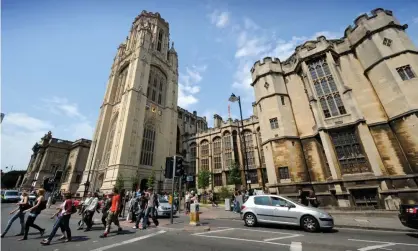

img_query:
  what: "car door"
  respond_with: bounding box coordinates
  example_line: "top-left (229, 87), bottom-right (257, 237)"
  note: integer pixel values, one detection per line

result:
top-left (270, 196), bottom-right (299, 225)
top-left (253, 196), bottom-right (275, 222)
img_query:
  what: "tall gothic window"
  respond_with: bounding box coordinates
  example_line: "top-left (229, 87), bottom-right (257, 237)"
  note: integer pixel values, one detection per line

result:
top-left (330, 127), bottom-right (370, 174)
top-left (213, 137), bottom-right (222, 170)
top-left (104, 116), bottom-right (118, 166)
top-left (223, 132), bottom-right (233, 168)
top-left (308, 57), bottom-right (347, 118)
top-left (200, 140), bottom-right (209, 171)
top-left (200, 140), bottom-right (209, 156)
top-left (147, 66), bottom-right (166, 105)
top-left (140, 124), bottom-right (156, 166)
top-left (157, 30), bottom-right (164, 52)
top-left (243, 130), bottom-right (255, 169)
top-left (115, 65), bottom-right (129, 103)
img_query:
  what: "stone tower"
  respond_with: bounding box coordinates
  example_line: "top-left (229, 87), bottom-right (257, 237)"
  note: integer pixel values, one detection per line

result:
top-left (77, 11), bottom-right (179, 193)
top-left (250, 57), bottom-right (309, 188)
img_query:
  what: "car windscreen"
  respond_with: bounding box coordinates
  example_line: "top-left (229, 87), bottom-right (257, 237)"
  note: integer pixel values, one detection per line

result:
top-left (159, 198), bottom-right (169, 203)
top-left (5, 191), bottom-right (19, 196)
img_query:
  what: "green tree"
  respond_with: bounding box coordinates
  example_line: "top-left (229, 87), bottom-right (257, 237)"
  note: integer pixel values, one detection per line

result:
top-left (115, 173), bottom-right (124, 192)
top-left (197, 170), bottom-right (211, 190)
top-left (228, 162), bottom-right (242, 186)
top-left (147, 168), bottom-right (156, 189)
top-left (131, 169), bottom-right (140, 191)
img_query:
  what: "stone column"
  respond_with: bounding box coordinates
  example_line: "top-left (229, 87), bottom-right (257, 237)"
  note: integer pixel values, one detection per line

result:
top-left (356, 123), bottom-right (389, 191)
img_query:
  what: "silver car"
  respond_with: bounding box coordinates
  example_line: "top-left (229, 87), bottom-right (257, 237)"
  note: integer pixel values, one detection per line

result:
top-left (156, 196), bottom-right (177, 217)
top-left (240, 195), bottom-right (334, 232)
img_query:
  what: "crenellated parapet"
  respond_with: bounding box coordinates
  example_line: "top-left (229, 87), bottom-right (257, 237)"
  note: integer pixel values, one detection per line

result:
top-left (250, 57), bottom-right (282, 86)
top-left (343, 8), bottom-right (407, 49)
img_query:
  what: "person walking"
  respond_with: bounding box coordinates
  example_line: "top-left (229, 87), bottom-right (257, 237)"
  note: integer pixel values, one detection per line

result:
top-left (19, 189), bottom-right (47, 241)
top-left (100, 188), bottom-right (122, 238)
top-left (1, 190), bottom-right (30, 237)
top-left (84, 193), bottom-right (100, 231)
top-left (78, 193), bottom-right (93, 230)
top-left (184, 191), bottom-right (191, 214)
top-left (41, 192), bottom-right (73, 245)
top-left (141, 188), bottom-right (159, 230)
top-left (132, 193), bottom-right (147, 229)
top-left (101, 193), bottom-right (112, 228)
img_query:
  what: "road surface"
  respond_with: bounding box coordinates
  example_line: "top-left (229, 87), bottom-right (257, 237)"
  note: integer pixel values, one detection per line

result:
top-left (1, 203), bottom-right (417, 251)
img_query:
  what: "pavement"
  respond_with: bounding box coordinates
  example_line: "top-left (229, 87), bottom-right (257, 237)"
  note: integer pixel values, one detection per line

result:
top-left (197, 204), bottom-right (413, 232)
top-left (2, 203), bottom-right (418, 251)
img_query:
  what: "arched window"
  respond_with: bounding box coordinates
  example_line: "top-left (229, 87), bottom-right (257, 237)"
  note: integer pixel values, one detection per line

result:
top-left (140, 124), bottom-right (156, 166)
top-left (213, 137), bottom-right (222, 170)
top-left (115, 65), bottom-right (129, 103)
top-left (147, 66), bottom-right (167, 105)
top-left (223, 131), bottom-right (233, 168)
top-left (243, 130), bottom-right (255, 169)
top-left (308, 57), bottom-right (347, 118)
top-left (200, 140), bottom-right (209, 171)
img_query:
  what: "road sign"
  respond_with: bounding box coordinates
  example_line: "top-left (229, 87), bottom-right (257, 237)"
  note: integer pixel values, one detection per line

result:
top-left (186, 176), bottom-right (193, 182)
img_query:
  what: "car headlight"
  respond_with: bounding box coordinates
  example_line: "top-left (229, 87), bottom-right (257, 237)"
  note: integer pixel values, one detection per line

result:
top-left (319, 213), bottom-right (332, 218)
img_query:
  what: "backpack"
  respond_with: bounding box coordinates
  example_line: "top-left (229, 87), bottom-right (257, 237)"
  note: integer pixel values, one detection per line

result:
top-left (38, 200), bottom-right (47, 211)
top-left (71, 203), bottom-right (78, 214)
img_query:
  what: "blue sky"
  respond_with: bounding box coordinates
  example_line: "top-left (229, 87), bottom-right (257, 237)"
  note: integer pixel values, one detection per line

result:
top-left (2, 0), bottom-right (418, 171)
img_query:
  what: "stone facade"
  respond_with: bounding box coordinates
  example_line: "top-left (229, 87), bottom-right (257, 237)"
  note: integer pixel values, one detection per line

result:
top-left (20, 131), bottom-right (91, 195)
top-left (76, 11), bottom-right (209, 194)
top-left (184, 8), bottom-right (418, 209)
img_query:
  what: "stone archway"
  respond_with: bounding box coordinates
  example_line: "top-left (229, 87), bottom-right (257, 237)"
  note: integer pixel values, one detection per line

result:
top-left (140, 178), bottom-right (148, 191)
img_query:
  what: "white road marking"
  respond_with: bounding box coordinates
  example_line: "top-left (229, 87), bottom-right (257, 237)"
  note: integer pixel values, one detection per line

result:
top-left (290, 241), bottom-right (302, 251)
top-left (193, 228), bottom-right (234, 236)
top-left (264, 234), bottom-right (302, 242)
top-left (379, 248), bottom-right (392, 251)
top-left (234, 227), bottom-right (301, 235)
top-left (357, 243), bottom-right (395, 251)
top-left (349, 239), bottom-right (418, 247)
top-left (89, 230), bottom-right (166, 251)
top-left (337, 227), bottom-right (416, 234)
top-left (195, 234), bottom-right (291, 246)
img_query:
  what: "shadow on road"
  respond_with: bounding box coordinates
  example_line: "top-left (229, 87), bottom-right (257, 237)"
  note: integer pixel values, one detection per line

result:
top-left (406, 233), bottom-right (418, 239)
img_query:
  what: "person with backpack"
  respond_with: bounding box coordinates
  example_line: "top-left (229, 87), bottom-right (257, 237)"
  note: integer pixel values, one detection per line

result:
top-left (1, 190), bottom-right (30, 238)
top-left (41, 192), bottom-right (73, 245)
top-left (19, 189), bottom-right (47, 241)
top-left (100, 188), bottom-right (123, 238)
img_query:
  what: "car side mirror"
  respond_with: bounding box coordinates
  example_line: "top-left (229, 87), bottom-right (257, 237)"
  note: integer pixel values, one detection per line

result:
top-left (288, 204), bottom-right (295, 209)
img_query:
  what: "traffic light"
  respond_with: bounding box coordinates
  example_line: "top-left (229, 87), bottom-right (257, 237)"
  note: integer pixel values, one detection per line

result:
top-left (181, 174), bottom-right (187, 184)
top-left (175, 156), bottom-right (184, 177)
top-left (164, 157), bottom-right (174, 179)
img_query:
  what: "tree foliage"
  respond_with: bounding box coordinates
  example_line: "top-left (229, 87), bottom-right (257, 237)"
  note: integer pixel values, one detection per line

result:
top-left (227, 162), bottom-right (242, 185)
top-left (1, 170), bottom-right (26, 189)
top-left (197, 169), bottom-right (211, 190)
top-left (115, 173), bottom-right (124, 192)
top-left (131, 169), bottom-right (140, 191)
top-left (147, 168), bottom-right (156, 189)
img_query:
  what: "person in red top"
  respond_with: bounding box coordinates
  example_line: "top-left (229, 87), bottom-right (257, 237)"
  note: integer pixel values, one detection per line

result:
top-left (41, 192), bottom-right (72, 245)
top-left (100, 188), bottom-right (122, 238)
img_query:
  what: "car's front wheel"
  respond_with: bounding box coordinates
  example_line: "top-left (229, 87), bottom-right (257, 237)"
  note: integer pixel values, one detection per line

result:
top-left (301, 215), bottom-right (319, 232)
top-left (244, 213), bottom-right (257, 227)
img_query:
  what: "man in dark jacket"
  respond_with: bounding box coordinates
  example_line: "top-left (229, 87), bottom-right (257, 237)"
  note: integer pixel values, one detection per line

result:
top-left (101, 194), bottom-right (112, 228)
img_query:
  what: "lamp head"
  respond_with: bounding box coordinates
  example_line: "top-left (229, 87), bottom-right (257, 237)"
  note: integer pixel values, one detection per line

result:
top-left (229, 93), bottom-right (239, 103)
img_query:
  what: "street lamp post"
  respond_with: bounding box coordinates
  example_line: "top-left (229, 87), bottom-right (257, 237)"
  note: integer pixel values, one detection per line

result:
top-left (229, 93), bottom-right (251, 190)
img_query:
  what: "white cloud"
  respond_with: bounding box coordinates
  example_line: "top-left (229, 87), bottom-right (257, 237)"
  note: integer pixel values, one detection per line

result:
top-left (42, 97), bottom-right (85, 119)
top-left (1, 99), bottom-right (94, 171)
top-left (178, 65), bottom-right (207, 108)
top-left (243, 17), bottom-right (259, 30)
top-left (2, 113), bottom-right (53, 132)
top-left (209, 10), bottom-right (230, 28)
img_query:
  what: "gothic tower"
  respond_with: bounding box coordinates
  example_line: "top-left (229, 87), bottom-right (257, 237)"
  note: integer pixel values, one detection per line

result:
top-left (77, 11), bottom-right (179, 193)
